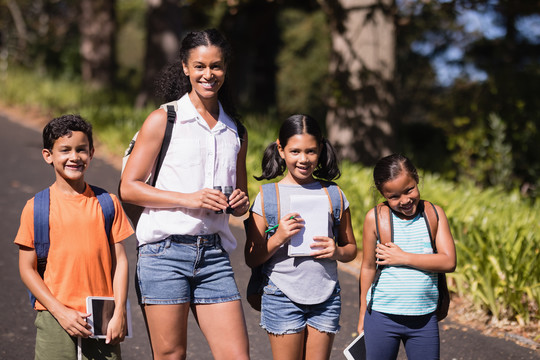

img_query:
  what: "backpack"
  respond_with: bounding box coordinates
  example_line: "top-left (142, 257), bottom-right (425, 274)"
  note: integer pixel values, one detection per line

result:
top-left (245, 181), bottom-right (344, 311)
top-left (367, 200), bottom-right (450, 321)
top-left (29, 185), bottom-right (115, 308)
top-left (120, 102), bottom-right (177, 227)
top-left (120, 102), bottom-right (247, 227)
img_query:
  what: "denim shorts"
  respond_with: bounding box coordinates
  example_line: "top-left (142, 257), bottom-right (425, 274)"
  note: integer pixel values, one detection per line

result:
top-left (136, 234), bottom-right (241, 305)
top-left (260, 278), bottom-right (341, 335)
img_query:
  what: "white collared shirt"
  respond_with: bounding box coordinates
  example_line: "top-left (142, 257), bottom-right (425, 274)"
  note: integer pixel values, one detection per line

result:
top-left (136, 93), bottom-right (241, 251)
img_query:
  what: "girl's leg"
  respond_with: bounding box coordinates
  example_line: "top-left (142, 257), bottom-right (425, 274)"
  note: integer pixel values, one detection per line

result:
top-left (364, 310), bottom-right (401, 360)
top-left (143, 303), bottom-right (190, 360)
top-left (402, 313), bottom-right (439, 360)
top-left (304, 325), bottom-right (335, 360)
top-left (192, 300), bottom-right (249, 360)
top-left (268, 331), bottom-right (305, 360)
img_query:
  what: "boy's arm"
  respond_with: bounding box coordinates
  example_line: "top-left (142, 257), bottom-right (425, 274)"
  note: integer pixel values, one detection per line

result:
top-left (106, 242), bottom-right (129, 345)
top-left (18, 246), bottom-right (92, 337)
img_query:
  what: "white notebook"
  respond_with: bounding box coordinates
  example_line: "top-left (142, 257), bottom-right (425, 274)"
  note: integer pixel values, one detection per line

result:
top-left (287, 195), bottom-right (329, 256)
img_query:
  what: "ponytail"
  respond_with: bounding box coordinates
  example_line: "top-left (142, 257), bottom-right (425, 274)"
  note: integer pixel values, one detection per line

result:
top-left (254, 142), bottom-right (286, 181)
top-left (314, 138), bottom-right (341, 181)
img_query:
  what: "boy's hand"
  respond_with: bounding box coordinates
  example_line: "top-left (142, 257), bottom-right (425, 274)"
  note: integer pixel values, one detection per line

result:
top-left (106, 311), bottom-right (127, 345)
top-left (55, 307), bottom-right (92, 338)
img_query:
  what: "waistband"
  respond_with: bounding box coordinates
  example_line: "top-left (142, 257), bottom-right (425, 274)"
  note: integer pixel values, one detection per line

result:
top-left (167, 234), bottom-right (221, 246)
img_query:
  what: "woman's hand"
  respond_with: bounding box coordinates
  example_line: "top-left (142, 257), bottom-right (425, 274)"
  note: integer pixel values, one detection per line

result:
top-left (184, 188), bottom-right (229, 211)
top-left (375, 242), bottom-right (408, 266)
top-left (228, 188), bottom-right (250, 216)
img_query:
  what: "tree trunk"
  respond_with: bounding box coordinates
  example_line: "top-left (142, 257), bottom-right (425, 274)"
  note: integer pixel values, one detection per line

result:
top-left (321, 0), bottom-right (396, 164)
top-left (79, 0), bottom-right (116, 88)
top-left (136, 0), bottom-right (196, 108)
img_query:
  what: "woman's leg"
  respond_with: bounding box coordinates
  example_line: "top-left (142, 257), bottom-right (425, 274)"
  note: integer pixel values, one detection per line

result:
top-left (143, 303), bottom-right (190, 360)
top-left (304, 325), bottom-right (335, 360)
top-left (192, 300), bottom-right (249, 360)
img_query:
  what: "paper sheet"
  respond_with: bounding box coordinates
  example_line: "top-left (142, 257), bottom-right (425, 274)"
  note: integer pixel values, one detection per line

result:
top-left (288, 195), bottom-right (329, 256)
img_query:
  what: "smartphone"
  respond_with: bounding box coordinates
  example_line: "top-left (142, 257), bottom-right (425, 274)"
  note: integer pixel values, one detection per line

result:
top-left (343, 332), bottom-right (366, 360)
top-left (86, 296), bottom-right (132, 339)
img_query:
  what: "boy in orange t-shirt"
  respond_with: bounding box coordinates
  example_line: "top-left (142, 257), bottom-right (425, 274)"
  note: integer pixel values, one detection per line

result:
top-left (15, 114), bottom-right (134, 360)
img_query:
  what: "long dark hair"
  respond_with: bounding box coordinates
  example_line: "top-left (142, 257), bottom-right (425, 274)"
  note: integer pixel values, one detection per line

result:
top-left (154, 29), bottom-right (240, 122)
top-left (373, 154), bottom-right (419, 194)
top-left (255, 114), bottom-right (341, 181)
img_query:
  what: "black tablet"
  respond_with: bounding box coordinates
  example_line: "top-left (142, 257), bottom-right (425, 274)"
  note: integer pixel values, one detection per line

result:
top-left (343, 332), bottom-right (366, 360)
top-left (86, 297), bottom-right (132, 339)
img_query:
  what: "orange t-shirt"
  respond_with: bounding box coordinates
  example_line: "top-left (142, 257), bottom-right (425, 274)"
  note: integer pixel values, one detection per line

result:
top-left (15, 183), bottom-right (134, 313)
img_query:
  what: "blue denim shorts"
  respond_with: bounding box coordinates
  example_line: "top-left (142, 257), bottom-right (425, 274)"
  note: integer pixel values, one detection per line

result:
top-left (260, 278), bottom-right (341, 335)
top-left (136, 234), bottom-right (241, 305)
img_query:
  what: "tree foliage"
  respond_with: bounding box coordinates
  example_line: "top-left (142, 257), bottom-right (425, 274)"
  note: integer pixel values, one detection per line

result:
top-left (1, 0), bottom-right (539, 196)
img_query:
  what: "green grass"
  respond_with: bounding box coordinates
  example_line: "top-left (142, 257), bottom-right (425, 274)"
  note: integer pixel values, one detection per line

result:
top-left (2, 67), bottom-right (539, 325)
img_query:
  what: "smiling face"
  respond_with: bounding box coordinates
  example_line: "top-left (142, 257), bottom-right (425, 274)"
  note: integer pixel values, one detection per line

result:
top-left (380, 170), bottom-right (421, 219)
top-left (42, 131), bottom-right (93, 191)
top-left (182, 45), bottom-right (226, 100)
top-left (278, 133), bottom-right (321, 185)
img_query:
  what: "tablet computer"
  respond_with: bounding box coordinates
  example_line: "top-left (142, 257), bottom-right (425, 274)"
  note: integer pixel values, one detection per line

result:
top-left (343, 332), bottom-right (366, 360)
top-left (86, 296), bottom-right (132, 339)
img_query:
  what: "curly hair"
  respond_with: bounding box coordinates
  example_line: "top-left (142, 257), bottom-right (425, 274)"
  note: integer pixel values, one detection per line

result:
top-left (43, 114), bottom-right (93, 150)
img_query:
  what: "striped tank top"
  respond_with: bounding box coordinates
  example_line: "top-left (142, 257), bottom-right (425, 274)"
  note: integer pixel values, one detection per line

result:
top-left (367, 211), bottom-right (438, 315)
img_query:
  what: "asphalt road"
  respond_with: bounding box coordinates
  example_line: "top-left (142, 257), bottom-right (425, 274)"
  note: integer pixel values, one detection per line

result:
top-left (1, 112), bottom-right (538, 359)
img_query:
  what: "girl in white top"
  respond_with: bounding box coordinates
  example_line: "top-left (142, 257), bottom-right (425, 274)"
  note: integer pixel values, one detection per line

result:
top-left (245, 114), bottom-right (357, 360)
top-left (120, 29), bottom-right (250, 360)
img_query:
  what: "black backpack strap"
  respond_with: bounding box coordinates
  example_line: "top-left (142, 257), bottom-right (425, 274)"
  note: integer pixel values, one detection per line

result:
top-left (151, 105), bottom-right (175, 187)
top-left (320, 181), bottom-right (343, 243)
top-left (237, 122), bottom-right (247, 143)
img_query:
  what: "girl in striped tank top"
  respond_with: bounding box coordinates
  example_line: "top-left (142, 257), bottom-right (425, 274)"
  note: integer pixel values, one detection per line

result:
top-left (358, 154), bottom-right (456, 360)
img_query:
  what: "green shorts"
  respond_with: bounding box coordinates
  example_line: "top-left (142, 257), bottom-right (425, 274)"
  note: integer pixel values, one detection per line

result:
top-left (35, 311), bottom-right (122, 360)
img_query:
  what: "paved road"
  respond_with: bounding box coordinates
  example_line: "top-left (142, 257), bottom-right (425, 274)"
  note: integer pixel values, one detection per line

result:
top-left (1, 112), bottom-right (538, 359)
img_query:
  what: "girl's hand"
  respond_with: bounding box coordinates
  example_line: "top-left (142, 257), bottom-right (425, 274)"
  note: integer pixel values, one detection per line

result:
top-left (375, 242), bottom-right (408, 266)
top-left (273, 213), bottom-right (303, 246)
top-left (106, 311), bottom-right (127, 345)
top-left (228, 188), bottom-right (250, 216)
top-left (185, 188), bottom-right (229, 211)
top-left (55, 307), bottom-right (92, 338)
top-left (357, 315), bottom-right (365, 334)
top-left (310, 236), bottom-right (337, 259)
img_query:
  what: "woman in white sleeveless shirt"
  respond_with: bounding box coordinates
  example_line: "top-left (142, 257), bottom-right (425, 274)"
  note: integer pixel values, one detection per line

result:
top-left (120, 29), bottom-right (250, 360)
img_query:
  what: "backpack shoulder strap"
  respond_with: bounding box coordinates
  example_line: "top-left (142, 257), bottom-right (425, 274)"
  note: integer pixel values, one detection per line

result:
top-left (237, 122), bottom-right (247, 143)
top-left (89, 185), bottom-right (115, 240)
top-left (367, 202), bottom-right (393, 314)
top-left (33, 188), bottom-right (50, 262)
top-left (30, 188), bottom-right (50, 308)
top-left (151, 104), bottom-right (176, 187)
top-left (260, 183), bottom-right (280, 235)
top-left (320, 181), bottom-right (343, 241)
top-left (421, 200), bottom-right (439, 252)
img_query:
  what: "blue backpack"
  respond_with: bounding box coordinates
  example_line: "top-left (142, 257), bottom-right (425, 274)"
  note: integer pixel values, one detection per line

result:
top-left (29, 185), bottom-right (115, 308)
top-left (245, 181), bottom-right (344, 311)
